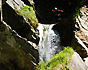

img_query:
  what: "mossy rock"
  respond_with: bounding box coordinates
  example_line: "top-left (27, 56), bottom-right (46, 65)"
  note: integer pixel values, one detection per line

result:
top-left (17, 5), bottom-right (39, 28)
top-left (36, 47), bottom-right (74, 70)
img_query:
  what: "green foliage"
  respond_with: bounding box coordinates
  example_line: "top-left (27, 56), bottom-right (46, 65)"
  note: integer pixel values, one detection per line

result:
top-left (36, 47), bottom-right (74, 70)
top-left (36, 62), bottom-right (47, 70)
top-left (73, 9), bottom-right (80, 22)
top-left (66, 66), bottom-right (70, 70)
top-left (17, 5), bottom-right (38, 28)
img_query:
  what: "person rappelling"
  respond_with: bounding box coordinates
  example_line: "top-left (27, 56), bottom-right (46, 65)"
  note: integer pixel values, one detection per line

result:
top-left (52, 7), bottom-right (63, 22)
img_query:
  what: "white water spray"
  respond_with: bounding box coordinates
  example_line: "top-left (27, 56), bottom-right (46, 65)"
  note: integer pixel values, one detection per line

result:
top-left (38, 24), bottom-right (62, 63)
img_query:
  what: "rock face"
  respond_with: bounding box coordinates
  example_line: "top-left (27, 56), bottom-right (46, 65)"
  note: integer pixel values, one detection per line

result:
top-left (69, 52), bottom-right (87, 70)
top-left (84, 57), bottom-right (88, 68)
top-left (75, 5), bottom-right (88, 46)
top-left (73, 5), bottom-right (88, 58)
top-left (0, 21), bottom-right (38, 70)
top-left (69, 5), bottom-right (88, 70)
top-left (3, 0), bottom-right (39, 45)
top-left (54, 52), bottom-right (88, 70)
top-left (0, 0), bottom-right (39, 70)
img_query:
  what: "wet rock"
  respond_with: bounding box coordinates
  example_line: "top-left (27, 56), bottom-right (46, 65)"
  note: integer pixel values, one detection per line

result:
top-left (0, 21), bottom-right (39, 70)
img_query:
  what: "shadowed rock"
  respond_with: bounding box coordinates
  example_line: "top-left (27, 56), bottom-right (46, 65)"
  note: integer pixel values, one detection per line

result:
top-left (3, 1), bottom-right (39, 45)
top-left (0, 21), bottom-right (39, 70)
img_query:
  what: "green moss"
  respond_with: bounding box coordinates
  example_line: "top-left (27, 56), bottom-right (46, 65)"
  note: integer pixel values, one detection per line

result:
top-left (17, 5), bottom-right (38, 28)
top-left (36, 47), bottom-right (74, 70)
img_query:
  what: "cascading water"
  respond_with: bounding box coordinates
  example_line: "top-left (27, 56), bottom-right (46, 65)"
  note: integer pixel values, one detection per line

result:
top-left (38, 24), bottom-right (62, 63)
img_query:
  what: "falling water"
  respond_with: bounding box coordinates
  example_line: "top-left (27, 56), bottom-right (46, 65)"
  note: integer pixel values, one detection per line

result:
top-left (38, 24), bottom-right (62, 63)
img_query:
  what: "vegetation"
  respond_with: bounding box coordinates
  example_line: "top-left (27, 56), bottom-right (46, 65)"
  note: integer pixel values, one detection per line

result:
top-left (17, 5), bottom-right (38, 28)
top-left (36, 47), bottom-right (74, 70)
top-left (73, 0), bottom-right (87, 22)
top-left (73, 8), bottom-right (80, 22)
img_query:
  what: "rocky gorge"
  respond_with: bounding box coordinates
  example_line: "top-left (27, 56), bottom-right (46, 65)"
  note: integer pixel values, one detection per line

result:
top-left (0, 0), bottom-right (88, 70)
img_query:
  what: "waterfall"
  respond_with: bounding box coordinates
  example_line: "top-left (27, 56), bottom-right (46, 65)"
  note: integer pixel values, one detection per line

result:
top-left (38, 24), bottom-right (62, 63)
